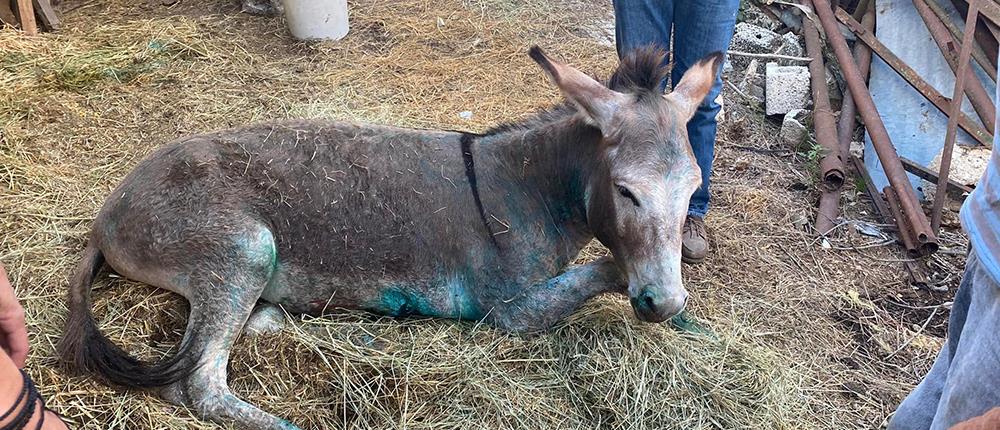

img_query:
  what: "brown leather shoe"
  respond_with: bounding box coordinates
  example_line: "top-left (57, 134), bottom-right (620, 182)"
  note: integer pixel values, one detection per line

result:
top-left (681, 215), bottom-right (709, 264)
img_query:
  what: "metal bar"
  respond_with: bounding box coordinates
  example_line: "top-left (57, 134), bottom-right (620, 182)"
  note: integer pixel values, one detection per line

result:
top-left (815, 1), bottom-right (939, 250)
top-left (836, 8), bottom-right (994, 148)
top-left (932, 0), bottom-right (981, 233)
top-left (954, 0), bottom-right (1000, 31)
top-left (851, 156), bottom-right (892, 217)
top-left (923, 0), bottom-right (996, 81)
top-left (884, 186), bottom-right (920, 257)
top-left (900, 156), bottom-right (975, 197)
top-left (914, 0), bottom-right (996, 132)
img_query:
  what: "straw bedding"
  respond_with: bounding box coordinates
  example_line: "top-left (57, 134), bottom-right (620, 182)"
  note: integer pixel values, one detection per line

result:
top-left (0, 0), bottom-right (966, 428)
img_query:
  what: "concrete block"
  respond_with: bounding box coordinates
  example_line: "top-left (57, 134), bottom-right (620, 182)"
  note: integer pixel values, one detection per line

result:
top-left (730, 23), bottom-right (780, 69)
top-left (765, 62), bottom-right (810, 116)
top-left (775, 33), bottom-right (804, 66)
top-left (780, 109), bottom-right (810, 148)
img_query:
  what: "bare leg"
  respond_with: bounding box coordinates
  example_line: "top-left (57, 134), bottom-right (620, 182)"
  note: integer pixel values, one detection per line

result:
top-left (489, 258), bottom-right (626, 333)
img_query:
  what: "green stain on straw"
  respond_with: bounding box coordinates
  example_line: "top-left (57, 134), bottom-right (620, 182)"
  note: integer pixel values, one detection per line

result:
top-left (669, 310), bottom-right (716, 339)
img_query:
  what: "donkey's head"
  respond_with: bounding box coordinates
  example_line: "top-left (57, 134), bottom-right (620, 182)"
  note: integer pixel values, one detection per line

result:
top-left (530, 46), bottom-right (722, 323)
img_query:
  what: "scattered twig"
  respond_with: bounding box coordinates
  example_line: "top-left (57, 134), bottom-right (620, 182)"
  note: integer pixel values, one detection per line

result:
top-left (727, 144), bottom-right (793, 155)
top-left (881, 298), bottom-right (952, 311)
top-left (725, 81), bottom-right (759, 103)
top-left (885, 305), bottom-right (940, 360)
top-left (727, 50), bottom-right (813, 62)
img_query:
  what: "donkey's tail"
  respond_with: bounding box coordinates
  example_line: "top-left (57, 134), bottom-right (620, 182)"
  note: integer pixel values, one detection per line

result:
top-left (58, 244), bottom-right (196, 388)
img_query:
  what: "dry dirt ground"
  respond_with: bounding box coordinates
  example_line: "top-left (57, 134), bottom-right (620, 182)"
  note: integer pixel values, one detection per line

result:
top-left (0, 0), bottom-right (968, 428)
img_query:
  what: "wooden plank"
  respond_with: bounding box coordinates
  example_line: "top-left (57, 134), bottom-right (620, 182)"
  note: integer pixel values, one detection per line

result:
top-left (32, 0), bottom-right (59, 30)
top-left (15, 0), bottom-right (37, 35)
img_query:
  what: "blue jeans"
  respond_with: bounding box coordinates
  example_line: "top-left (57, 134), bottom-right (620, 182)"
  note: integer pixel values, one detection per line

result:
top-left (613, 0), bottom-right (739, 217)
top-left (888, 251), bottom-right (1000, 429)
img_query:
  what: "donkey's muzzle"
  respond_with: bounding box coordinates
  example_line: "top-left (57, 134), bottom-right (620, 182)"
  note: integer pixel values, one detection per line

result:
top-left (629, 286), bottom-right (687, 323)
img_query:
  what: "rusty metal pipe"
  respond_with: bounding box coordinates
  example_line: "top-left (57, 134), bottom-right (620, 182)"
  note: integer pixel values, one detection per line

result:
top-left (814, 0), bottom-right (938, 248)
top-left (816, 191), bottom-right (839, 235)
top-left (818, 3), bottom-right (875, 236)
top-left (836, 8), bottom-right (994, 148)
top-left (932, 0), bottom-right (981, 233)
top-left (914, 0), bottom-right (996, 132)
top-left (923, 0), bottom-right (996, 81)
top-left (883, 186), bottom-right (920, 257)
top-left (837, 5), bottom-right (875, 159)
top-left (805, 0), bottom-right (845, 237)
top-left (804, 6), bottom-right (844, 191)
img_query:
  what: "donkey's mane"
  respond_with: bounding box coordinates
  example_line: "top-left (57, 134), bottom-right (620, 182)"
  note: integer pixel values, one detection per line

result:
top-left (482, 46), bottom-right (670, 137)
top-left (482, 103), bottom-right (578, 136)
top-left (607, 46), bottom-right (669, 99)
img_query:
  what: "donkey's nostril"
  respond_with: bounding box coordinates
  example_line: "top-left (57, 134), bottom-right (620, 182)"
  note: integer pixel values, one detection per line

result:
top-left (643, 292), bottom-right (656, 310)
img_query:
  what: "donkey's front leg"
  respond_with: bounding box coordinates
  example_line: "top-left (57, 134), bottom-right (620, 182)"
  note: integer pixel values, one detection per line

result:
top-left (490, 258), bottom-right (625, 333)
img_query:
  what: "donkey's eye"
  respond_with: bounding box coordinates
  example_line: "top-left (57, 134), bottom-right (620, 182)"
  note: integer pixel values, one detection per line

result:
top-left (616, 185), bottom-right (640, 207)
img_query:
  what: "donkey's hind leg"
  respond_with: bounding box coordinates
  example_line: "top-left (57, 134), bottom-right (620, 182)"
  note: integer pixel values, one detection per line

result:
top-left (488, 258), bottom-right (626, 333)
top-left (159, 228), bottom-right (301, 430)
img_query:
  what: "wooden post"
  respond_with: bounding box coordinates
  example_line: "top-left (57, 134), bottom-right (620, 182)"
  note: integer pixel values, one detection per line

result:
top-left (16, 0), bottom-right (38, 35)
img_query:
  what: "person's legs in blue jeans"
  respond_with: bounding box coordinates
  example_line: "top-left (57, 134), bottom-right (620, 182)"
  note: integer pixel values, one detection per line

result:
top-left (613, 0), bottom-right (672, 76)
top-left (613, 0), bottom-right (739, 263)
top-left (672, 0), bottom-right (739, 218)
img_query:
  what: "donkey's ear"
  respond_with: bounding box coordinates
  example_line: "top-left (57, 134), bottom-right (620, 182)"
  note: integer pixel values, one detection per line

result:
top-left (666, 52), bottom-right (724, 120)
top-left (529, 46), bottom-right (627, 132)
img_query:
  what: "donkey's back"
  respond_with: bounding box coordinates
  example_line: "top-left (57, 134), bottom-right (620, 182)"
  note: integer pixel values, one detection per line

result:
top-left (93, 120), bottom-right (503, 312)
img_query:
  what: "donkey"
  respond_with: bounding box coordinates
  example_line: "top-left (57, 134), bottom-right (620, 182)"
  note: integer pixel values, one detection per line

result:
top-left (59, 46), bottom-right (722, 429)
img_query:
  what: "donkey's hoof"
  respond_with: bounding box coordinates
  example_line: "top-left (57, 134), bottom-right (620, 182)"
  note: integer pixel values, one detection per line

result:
top-left (244, 304), bottom-right (286, 336)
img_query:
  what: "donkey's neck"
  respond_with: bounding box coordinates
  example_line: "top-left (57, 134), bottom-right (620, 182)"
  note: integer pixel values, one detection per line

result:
top-left (473, 113), bottom-right (603, 260)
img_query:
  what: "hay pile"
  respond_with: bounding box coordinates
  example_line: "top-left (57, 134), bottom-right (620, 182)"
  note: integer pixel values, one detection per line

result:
top-left (0, 0), bottom-right (959, 428)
